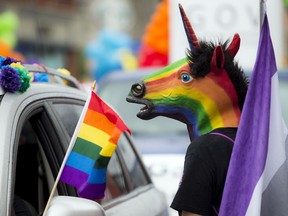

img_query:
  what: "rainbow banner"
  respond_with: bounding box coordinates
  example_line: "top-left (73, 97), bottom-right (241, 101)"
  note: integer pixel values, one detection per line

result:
top-left (60, 91), bottom-right (131, 199)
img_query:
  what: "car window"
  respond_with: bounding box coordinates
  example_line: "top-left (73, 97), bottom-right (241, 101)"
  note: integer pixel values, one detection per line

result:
top-left (117, 134), bottom-right (150, 189)
top-left (102, 153), bottom-right (128, 203)
top-left (15, 119), bottom-right (49, 215)
top-left (13, 100), bottom-right (88, 215)
top-left (52, 103), bottom-right (84, 137)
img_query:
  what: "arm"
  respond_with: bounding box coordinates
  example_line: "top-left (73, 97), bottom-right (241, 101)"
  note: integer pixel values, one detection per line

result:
top-left (182, 211), bottom-right (202, 216)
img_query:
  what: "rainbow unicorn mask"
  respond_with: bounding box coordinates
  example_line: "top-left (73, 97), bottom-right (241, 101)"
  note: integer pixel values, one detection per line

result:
top-left (127, 5), bottom-right (248, 139)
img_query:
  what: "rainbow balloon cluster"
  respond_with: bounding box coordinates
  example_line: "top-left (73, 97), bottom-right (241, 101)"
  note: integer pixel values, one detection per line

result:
top-left (138, 0), bottom-right (169, 67)
top-left (0, 56), bottom-right (31, 93)
top-left (0, 11), bottom-right (24, 61)
top-left (85, 29), bottom-right (138, 82)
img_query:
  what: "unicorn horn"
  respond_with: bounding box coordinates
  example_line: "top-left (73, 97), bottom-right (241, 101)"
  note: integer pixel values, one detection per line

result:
top-left (179, 4), bottom-right (200, 53)
top-left (226, 33), bottom-right (241, 58)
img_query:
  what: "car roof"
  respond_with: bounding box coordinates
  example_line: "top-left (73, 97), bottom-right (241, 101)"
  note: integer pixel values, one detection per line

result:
top-left (98, 68), bottom-right (288, 88)
top-left (97, 68), bottom-right (160, 88)
top-left (0, 63), bottom-right (87, 102)
top-left (0, 82), bottom-right (87, 111)
top-left (24, 64), bottom-right (86, 91)
top-left (0, 63), bottom-right (85, 96)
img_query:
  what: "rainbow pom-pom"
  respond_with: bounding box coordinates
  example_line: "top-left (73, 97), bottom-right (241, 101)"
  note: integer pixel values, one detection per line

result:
top-left (0, 56), bottom-right (31, 93)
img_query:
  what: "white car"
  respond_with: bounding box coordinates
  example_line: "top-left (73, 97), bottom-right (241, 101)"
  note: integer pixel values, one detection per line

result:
top-left (0, 64), bottom-right (168, 216)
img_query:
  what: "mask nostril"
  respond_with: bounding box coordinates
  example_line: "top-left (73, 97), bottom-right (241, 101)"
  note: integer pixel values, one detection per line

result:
top-left (131, 82), bottom-right (145, 97)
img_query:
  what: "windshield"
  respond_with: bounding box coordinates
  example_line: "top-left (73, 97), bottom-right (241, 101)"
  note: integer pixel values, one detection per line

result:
top-left (97, 76), bottom-right (188, 136)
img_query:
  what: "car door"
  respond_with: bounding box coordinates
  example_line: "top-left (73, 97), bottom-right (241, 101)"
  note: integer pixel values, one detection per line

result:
top-left (48, 99), bottom-right (168, 216)
top-left (6, 91), bottom-right (167, 216)
top-left (8, 97), bottom-right (83, 215)
top-left (0, 85), bottom-right (88, 215)
top-left (103, 134), bottom-right (168, 216)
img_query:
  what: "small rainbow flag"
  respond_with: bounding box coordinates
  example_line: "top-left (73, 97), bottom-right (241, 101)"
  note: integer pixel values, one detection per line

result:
top-left (60, 91), bottom-right (131, 199)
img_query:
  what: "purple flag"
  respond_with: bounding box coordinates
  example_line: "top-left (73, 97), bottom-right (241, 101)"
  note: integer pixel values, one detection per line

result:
top-left (219, 14), bottom-right (288, 216)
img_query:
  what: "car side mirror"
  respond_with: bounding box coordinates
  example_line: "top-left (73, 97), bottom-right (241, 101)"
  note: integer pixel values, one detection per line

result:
top-left (45, 196), bottom-right (106, 216)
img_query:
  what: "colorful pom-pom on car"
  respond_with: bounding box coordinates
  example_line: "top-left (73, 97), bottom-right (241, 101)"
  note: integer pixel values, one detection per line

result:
top-left (0, 57), bottom-right (31, 93)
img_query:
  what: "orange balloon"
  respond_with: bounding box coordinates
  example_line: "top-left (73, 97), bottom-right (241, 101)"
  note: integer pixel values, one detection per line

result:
top-left (0, 41), bottom-right (24, 61)
top-left (139, 0), bottom-right (169, 66)
top-left (0, 41), bottom-right (10, 56)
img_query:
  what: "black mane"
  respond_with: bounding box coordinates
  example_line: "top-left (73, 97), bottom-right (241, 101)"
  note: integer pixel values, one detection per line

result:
top-left (186, 39), bottom-right (249, 110)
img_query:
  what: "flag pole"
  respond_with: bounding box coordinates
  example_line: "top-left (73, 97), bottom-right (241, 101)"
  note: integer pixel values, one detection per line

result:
top-left (91, 80), bottom-right (96, 91)
top-left (42, 81), bottom-right (97, 216)
top-left (260, 0), bottom-right (267, 26)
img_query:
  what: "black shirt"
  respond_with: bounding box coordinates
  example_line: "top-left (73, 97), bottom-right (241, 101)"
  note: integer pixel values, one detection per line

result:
top-left (171, 128), bottom-right (237, 216)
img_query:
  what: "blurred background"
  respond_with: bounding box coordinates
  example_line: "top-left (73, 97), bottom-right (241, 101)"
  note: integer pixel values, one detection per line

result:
top-left (1, 0), bottom-right (288, 215)
top-left (0, 0), bottom-right (165, 81)
top-left (1, 0), bottom-right (288, 79)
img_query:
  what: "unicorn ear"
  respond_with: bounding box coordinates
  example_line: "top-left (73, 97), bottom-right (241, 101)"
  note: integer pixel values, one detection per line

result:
top-left (179, 4), bottom-right (200, 53)
top-left (227, 33), bottom-right (241, 58)
top-left (211, 45), bottom-right (225, 72)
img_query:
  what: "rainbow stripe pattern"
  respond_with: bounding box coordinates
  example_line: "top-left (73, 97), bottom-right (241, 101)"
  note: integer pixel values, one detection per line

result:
top-left (60, 91), bottom-right (130, 199)
top-left (142, 57), bottom-right (240, 137)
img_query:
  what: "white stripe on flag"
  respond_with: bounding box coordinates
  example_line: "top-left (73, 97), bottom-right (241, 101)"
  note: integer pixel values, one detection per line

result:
top-left (245, 73), bottom-right (288, 215)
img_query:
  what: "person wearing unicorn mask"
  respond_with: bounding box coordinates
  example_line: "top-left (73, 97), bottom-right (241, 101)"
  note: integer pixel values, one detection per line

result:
top-left (127, 5), bottom-right (248, 216)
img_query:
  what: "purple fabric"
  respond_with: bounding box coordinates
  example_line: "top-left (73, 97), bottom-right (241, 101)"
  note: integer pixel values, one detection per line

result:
top-left (60, 165), bottom-right (106, 199)
top-left (219, 15), bottom-right (277, 216)
top-left (60, 165), bottom-right (89, 188)
top-left (78, 182), bottom-right (106, 200)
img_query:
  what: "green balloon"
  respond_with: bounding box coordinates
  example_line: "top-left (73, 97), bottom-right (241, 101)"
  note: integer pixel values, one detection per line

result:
top-left (0, 11), bottom-right (19, 32)
top-left (0, 32), bottom-right (17, 48)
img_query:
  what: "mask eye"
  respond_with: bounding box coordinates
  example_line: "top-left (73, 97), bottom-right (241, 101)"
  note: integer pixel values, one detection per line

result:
top-left (181, 73), bottom-right (192, 83)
